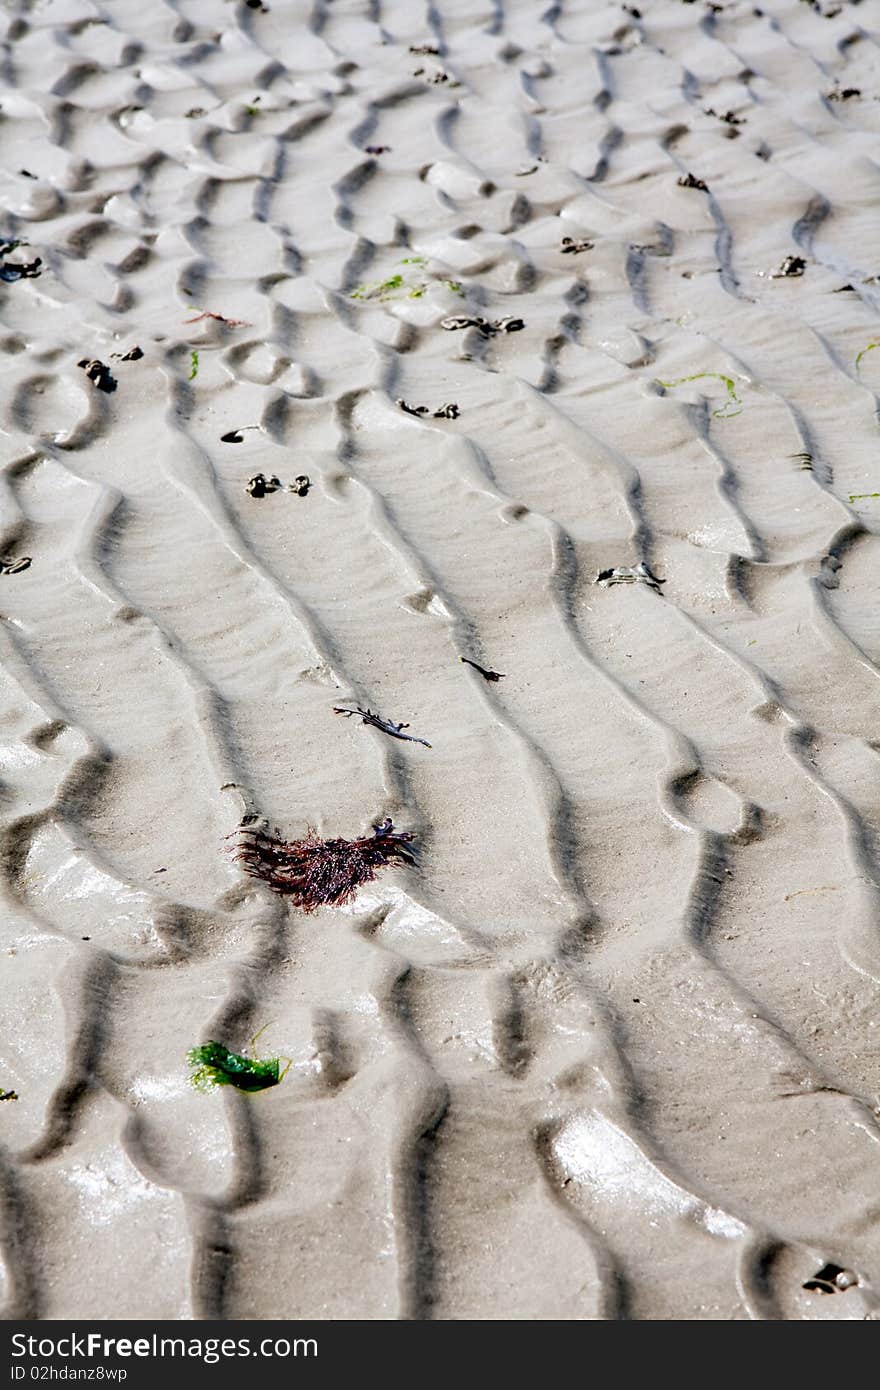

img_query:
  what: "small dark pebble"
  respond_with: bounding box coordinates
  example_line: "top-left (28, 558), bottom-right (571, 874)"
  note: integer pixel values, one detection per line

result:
top-left (19, 169), bottom-right (36, 179)
top-left (365, 145), bottom-right (390, 155)
top-left (246, 473), bottom-right (282, 498)
top-left (221, 430), bottom-right (244, 443)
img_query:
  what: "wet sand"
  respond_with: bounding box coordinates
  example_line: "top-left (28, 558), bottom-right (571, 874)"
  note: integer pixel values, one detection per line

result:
top-left (0, 0), bottom-right (879, 1320)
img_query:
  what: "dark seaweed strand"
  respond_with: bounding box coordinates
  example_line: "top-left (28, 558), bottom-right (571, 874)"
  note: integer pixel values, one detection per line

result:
top-left (231, 818), bottom-right (416, 910)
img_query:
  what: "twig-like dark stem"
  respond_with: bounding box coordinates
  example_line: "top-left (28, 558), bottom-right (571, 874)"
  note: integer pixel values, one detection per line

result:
top-left (334, 705), bottom-right (432, 748)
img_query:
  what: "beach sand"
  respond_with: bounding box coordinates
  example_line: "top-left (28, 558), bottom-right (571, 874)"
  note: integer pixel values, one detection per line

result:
top-left (0, 0), bottom-right (879, 1320)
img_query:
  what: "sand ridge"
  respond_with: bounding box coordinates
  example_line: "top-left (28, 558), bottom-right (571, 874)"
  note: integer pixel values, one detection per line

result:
top-left (0, 0), bottom-right (879, 1320)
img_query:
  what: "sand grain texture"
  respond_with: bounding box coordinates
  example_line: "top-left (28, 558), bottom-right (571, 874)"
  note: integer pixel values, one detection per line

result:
top-left (0, 0), bottom-right (879, 1321)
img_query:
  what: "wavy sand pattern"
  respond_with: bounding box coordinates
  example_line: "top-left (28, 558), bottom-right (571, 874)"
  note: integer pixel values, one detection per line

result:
top-left (0, 0), bottom-right (879, 1321)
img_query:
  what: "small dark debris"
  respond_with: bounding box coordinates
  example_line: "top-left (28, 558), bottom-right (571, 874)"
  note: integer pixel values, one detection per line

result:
top-left (221, 430), bottom-right (245, 443)
top-left (19, 169), bottom-right (36, 179)
top-left (0, 256), bottom-right (41, 283)
top-left (460, 656), bottom-right (505, 681)
top-left (111, 345), bottom-right (143, 361)
top-left (596, 563), bottom-right (665, 593)
top-left (77, 358), bottom-right (116, 392)
top-left (623, 6), bottom-right (642, 16)
top-left (365, 145), bottom-right (390, 155)
top-left (334, 705), bottom-right (431, 748)
top-left (677, 172), bottom-right (709, 191)
top-left (705, 107), bottom-right (745, 126)
top-left (803, 1262), bottom-right (858, 1294)
top-left (0, 556), bottom-right (32, 575)
top-left (246, 473), bottom-right (281, 498)
top-left (82, 936), bottom-right (90, 940)
top-left (828, 87), bottom-right (860, 100)
top-left (561, 236), bottom-right (594, 254)
top-left (245, 0), bottom-right (268, 9)
top-left (441, 314), bottom-right (524, 337)
top-left (833, 283), bottom-right (854, 293)
top-left (409, 44), bottom-right (440, 55)
top-left (185, 108), bottom-right (206, 118)
top-left (290, 475), bottom-right (311, 496)
top-left (772, 255), bottom-right (806, 278)
top-left (0, 1090), bottom-right (18, 1102)
top-left (397, 398), bottom-right (459, 419)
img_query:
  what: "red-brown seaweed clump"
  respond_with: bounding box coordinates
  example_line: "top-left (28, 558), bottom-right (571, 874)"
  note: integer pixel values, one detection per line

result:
top-left (232, 817), bottom-right (415, 910)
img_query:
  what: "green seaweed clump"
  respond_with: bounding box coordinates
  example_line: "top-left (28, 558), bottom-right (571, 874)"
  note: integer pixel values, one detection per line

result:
top-left (188, 1040), bottom-right (290, 1093)
top-left (657, 371), bottom-right (742, 418)
top-left (188, 350), bottom-right (199, 380)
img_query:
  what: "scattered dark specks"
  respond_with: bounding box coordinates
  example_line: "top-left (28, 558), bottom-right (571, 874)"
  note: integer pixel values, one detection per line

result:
top-left (596, 563), bottom-right (665, 593)
top-left (561, 235), bottom-right (594, 254)
top-left (0, 556), bottom-right (32, 575)
top-left (364, 145), bottom-right (390, 155)
top-left (704, 107), bottom-right (745, 126)
top-left (771, 255), bottom-right (806, 278)
top-left (77, 358), bottom-right (117, 392)
top-left (409, 43), bottom-right (440, 56)
top-left (460, 656), bottom-right (505, 681)
top-left (677, 172), bottom-right (709, 191)
top-left (803, 1263), bottom-right (858, 1295)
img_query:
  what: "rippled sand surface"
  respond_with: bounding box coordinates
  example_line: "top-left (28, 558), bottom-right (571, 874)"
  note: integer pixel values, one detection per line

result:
top-left (1, 0), bottom-right (879, 1321)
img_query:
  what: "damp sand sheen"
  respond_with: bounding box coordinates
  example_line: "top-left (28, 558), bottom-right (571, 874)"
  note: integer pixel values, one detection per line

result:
top-left (0, 0), bottom-right (879, 1322)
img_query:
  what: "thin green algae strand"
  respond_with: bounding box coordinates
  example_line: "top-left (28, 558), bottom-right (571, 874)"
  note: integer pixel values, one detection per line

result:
top-left (849, 492), bottom-right (880, 502)
top-left (855, 342), bottom-right (880, 372)
top-left (187, 1040), bottom-right (291, 1093)
top-left (188, 350), bottom-right (199, 380)
top-left (656, 371), bottom-right (742, 417)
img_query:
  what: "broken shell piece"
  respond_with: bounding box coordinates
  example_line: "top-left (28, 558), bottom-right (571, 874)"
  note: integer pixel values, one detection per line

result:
top-left (433, 402), bottom-right (459, 418)
top-left (110, 345), bottom-right (143, 361)
top-left (245, 473), bottom-right (282, 499)
top-left (288, 475), bottom-right (311, 496)
top-left (0, 556), bottom-right (31, 575)
top-left (561, 236), bottom-right (594, 253)
top-left (495, 315), bottom-right (524, 333)
top-left (771, 255), bottom-right (806, 278)
top-left (397, 399), bottom-right (430, 417)
top-left (77, 359), bottom-right (116, 392)
top-left (596, 562), bottom-right (665, 593)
